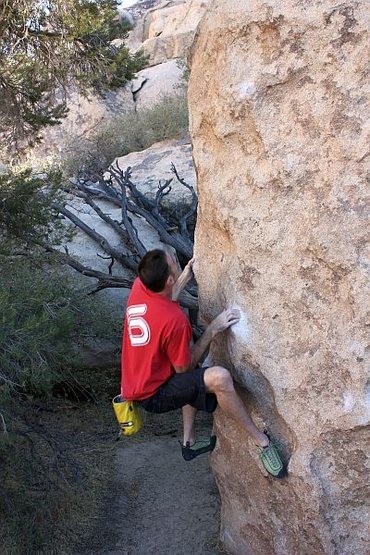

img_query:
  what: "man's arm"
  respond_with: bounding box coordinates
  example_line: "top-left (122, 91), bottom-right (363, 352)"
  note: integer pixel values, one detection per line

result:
top-left (173, 308), bottom-right (241, 372)
top-left (172, 258), bottom-right (194, 301)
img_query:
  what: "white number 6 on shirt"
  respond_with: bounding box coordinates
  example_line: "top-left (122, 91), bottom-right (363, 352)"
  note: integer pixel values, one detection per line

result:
top-left (127, 304), bottom-right (151, 346)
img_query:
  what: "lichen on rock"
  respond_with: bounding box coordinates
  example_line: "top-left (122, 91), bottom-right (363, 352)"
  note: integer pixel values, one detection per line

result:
top-left (189, 1), bottom-right (369, 553)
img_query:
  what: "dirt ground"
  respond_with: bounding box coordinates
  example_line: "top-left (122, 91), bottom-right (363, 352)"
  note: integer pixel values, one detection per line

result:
top-left (81, 409), bottom-right (223, 555)
top-left (1, 368), bottom-right (222, 555)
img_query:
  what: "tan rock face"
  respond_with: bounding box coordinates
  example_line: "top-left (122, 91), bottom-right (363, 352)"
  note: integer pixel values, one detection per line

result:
top-left (189, 1), bottom-right (369, 554)
top-left (128, 0), bottom-right (209, 65)
top-left (29, 86), bottom-right (135, 163)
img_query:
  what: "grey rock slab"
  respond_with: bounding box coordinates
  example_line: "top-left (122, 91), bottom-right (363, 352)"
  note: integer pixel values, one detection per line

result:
top-left (133, 59), bottom-right (183, 110)
top-left (114, 138), bottom-right (196, 207)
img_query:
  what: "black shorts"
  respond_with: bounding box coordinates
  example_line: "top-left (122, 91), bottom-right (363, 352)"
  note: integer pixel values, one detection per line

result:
top-left (138, 367), bottom-right (217, 414)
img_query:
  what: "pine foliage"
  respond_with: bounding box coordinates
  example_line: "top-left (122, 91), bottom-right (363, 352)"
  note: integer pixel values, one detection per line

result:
top-left (0, 167), bottom-right (68, 250)
top-left (0, 0), bottom-right (147, 148)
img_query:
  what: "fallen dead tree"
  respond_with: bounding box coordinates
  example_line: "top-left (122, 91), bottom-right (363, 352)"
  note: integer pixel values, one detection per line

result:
top-left (54, 162), bottom-right (198, 311)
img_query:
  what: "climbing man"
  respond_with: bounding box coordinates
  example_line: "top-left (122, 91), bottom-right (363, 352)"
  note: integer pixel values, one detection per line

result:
top-left (121, 249), bottom-right (285, 478)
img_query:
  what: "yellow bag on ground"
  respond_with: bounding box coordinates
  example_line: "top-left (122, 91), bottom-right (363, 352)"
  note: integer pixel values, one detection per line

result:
top-left (112, 395), bottom-right (143, 436)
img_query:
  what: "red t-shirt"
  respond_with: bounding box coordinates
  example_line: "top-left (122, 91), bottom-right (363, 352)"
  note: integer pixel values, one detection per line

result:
top-left (121, 277), bottom-right (192, 400)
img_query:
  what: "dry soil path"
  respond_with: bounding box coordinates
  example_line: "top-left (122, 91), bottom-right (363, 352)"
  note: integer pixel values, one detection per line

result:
top-left (86, 412), bottom-right (221, 555)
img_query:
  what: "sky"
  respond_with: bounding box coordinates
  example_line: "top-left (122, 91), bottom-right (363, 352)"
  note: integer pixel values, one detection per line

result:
top-left (118, 0), bottom-right (138, 7)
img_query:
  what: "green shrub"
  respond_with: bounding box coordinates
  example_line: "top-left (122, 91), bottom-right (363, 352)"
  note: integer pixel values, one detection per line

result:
top-left (0, 161), bottom-right (123, 554)
top-left (0, 257), bottom-right (121, 553)
top-left (0, 258), bottom-right (120, 398)
top-left (0, 0), bottom-right (148, 152)
top-left (62, 92), bottom-right (189, 178)
top-left (0, 167), bottom-right (70, 253)
top-left (176, 57), bottom-right (190, 86)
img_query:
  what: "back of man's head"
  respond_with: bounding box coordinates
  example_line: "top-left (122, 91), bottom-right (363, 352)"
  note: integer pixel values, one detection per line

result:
top-left (138, 249), bottom-right (170, 292)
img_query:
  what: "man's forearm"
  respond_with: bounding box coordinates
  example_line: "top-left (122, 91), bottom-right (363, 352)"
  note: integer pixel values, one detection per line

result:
top-left (172, 258), bottom-right (194, 301)
top-left (190, 325), bottom-right (215, 369)
top-left (172, 272), bottom-right (188, 301)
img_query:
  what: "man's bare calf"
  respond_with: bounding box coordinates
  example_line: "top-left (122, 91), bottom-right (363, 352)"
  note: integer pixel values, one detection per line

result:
top-left (204, 366), bottom-right (269, 448)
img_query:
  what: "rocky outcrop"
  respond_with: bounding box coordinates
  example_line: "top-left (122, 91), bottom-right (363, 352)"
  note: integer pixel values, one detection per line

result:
top-left (29, 86), bottom-right (135, 163)
top-left (29, 1), bottom-right (198, 164)
top-left (189, 1), bottom-right (369, 554)
top-left (125, 0), bottom-right (163, 21)
top-left (131, 59), bottom-right (183, 110)
top-left (30, 59), bottom-right (185, 162)
top-left (128, 0), bottom-right (209, 66)
top-left (115, 136), bottom-right (195, 201)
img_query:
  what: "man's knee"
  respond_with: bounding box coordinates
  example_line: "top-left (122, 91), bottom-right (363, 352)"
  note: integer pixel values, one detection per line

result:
top-left (204, 366), bottom-right (234, 393)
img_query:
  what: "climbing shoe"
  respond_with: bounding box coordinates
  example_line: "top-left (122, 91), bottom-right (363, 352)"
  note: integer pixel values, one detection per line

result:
top-left (182, 435), bottom-right (217, 461)
top-left (258, 433), bottom-right (286, 479)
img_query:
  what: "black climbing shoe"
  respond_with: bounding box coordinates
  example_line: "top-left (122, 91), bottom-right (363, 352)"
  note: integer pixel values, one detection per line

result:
top-left (182, 435), bottom-right (217, 461)
top-left (258, 432), bottom-right (286, 479)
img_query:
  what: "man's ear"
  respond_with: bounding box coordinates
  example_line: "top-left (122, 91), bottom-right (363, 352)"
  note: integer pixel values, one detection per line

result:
top-left (167, 274), bottom-right (175, 287)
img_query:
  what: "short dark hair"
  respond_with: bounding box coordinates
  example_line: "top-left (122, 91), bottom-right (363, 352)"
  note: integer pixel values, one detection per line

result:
top-left (138, 249), bottom-right (170, 292)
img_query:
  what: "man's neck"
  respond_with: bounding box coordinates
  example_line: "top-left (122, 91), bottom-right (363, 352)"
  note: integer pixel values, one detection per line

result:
top-left (159, 287), bottom-right (173, 300)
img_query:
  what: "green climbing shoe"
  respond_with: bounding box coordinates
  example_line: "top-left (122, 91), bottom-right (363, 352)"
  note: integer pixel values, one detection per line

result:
top-left (258, 435), bottom-right (286, 479)
top-left (182, 435), bottom-right (216, 461)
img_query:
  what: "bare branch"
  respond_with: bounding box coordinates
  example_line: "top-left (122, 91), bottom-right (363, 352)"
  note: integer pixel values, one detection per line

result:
top-left (127, 199), bottom-right (193, 258)
top-left (72, 187), bottom-right (132, 246)
top-left (177, 290), bottom-right (198, 310)
top-left (111, 163), bottom-right (154, 211)
top-left (171, 163), bottom-right (198, 240)
top-left (97, 254), bottom-right (115, 275)
top-left (53, 166), bottom-right (198, 311)
top-left (57, 204), bottom-right (138, 271)
top-left (153, 178), bottom-right (173, 224)
top-left (0, 411), bottom-right (8, 434)
top-left (45, 246), bottom-right (134, 287)
top-left (73, 168), bottom-right (194, 259)
top-left (107, 164), bottom-right (146, 257)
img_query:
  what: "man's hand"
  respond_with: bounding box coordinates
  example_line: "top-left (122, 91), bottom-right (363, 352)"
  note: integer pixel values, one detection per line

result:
top-left (189, 307), bottom-right (241, 369)
top-left (180, 257), bottom-right (194, 285)
top-left (209, 308), bottom-right (241, 337)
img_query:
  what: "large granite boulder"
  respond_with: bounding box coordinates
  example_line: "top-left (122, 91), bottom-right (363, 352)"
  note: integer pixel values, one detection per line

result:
top-left (128, 0), bottom-right (209, 66)
top-left (28, 86), bottom-right (135, 163)
top-left (131, 59), bottom-right (183, 110)
top-left (189, 1), bottom-right (369, 554)
top-left (114, 136), bottom-right (195, 203)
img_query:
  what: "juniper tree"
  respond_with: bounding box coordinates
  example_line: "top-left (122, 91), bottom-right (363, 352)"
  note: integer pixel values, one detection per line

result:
top-left (0, 0), bottom-right (146, 151)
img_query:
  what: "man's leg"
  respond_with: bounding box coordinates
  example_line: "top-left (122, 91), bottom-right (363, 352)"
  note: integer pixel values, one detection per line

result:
top-left (181, 401), bottom-right (216, 460)
top-left (204, 366), bottom-right (269, 447)
top-left (182, 404), bottom-right (197, 445)
top-left (179, 370), bottom-right (217, 460)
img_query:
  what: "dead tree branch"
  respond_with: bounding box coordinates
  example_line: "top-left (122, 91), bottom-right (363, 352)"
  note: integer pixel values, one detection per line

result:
top-left (44, 247), bottom-right (198, 310)
top-left (56, 164), bottom-right (199, 311)
top-left (171, 163), bottom-right (198, 241)
top-left (57, 204), bottom-right (138, 271)
top-left (0, 411), bottom-right (8, 434)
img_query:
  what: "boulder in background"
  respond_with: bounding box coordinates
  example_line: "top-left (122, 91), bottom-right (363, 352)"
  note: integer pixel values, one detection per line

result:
top-left (128, 0), bottom-right (209, 66)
